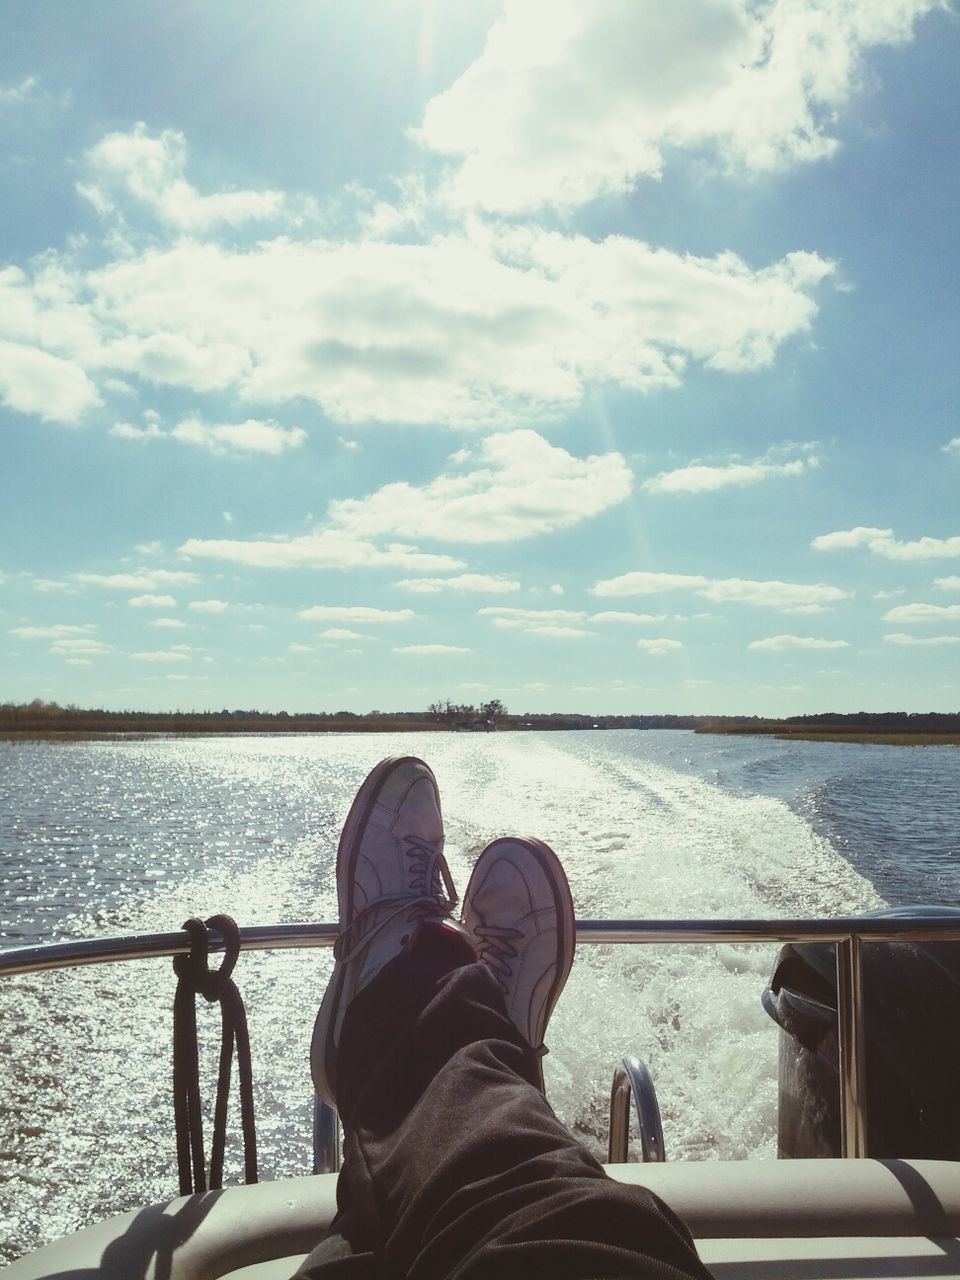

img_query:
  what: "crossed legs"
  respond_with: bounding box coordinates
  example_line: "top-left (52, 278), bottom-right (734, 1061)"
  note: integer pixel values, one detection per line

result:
top-left (295, 758), bottom-right (709, 1280)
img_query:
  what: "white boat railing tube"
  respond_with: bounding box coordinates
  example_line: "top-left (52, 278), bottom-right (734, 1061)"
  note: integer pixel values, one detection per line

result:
top-left (5, 915), bottom-right (960, 1163)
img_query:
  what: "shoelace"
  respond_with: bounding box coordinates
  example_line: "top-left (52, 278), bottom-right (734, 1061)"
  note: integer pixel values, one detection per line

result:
top-left (404, 833), bottom-right (458, 905)
top-left (473, 920), bottom-right (549, 1059)
top-left (472, 922), bottom-right (523, 993)
top-left (335, 837), bottom-right (458, 963)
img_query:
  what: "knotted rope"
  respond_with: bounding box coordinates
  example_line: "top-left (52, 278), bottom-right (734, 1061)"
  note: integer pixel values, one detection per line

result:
top-left (172, 914), bottom-right (258, 1195)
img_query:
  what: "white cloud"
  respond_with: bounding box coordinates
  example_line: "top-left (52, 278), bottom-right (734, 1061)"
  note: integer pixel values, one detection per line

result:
top-left (331, 432), bottom-right (631, 544)
top-left (185, 431), bottom-right (628, 576)
top-left (479, 606), bottom-right (587, 624)
top-left (113, 414), bottom-right (307, 456)
top-left (79, 124), bottom-right (284, 232)
top-left (129, 594), bottom-right (176, 608)
top-left (0, 77), bottom-right (37, 106)
top-left (592, 571), bottom-right (847, 613)
top-left (130, 649), bottom-right (190, 662)
top-left (524, 624), bottom-right (594, 638)
top-left (700, 578), bottom-right (848, 613)
top-left (494, 228), bottom-right (833, 379)
top-left (591, 571), bottom-right (710, 596)
top-left (392, 574), bottom-right (522, 594)
top-left (935, 577), bottom-right (960, 592)
top-left (478, 607), bottom-right (593, 638)
top-left (644, 447), bottom-right (818, 494)
top-left (4, 222), bottom-right (833, 430)
top-left (870, 535), bottom-right (960, 561)
top-left (76, 569), bottom-right (199, 589)
top-left (811, 526), bottom-right (894, 550)
top-left (171, 417), bottom-right (306, 455)
top-left (150, 617), bottom-right (187, 628)
top-left (317, 628), bottom-right (368, 641)
top-left (289, 642), bottom-right (313, 653)
top-left (0, 339), bottom-right (100, 424)
top-left (883, 633), bottom-right (960, 646)
top-left (813, 527), bottom-right (960, 560)
top-left (748, 634), bottom-right (850, 651)
top-left (181, 531), bottom-right (463, 573)
top-left (414, 0), bottom-right (942, 213)
top-left (393, 644), bottom-right (471, 655)
top-left (299, 606), bottom-right (415, 623)
top-left (592, 610), bottom-right (668, 623)
top-left (882, 603), bottom-right (960, 624)
top-left (49, 637), bottom-right (110, 656)
top-left (111, 420), bottom-right (165, 441)
top-left (10, 623), bottom-right (97, 639)
top-left (188, 599), bottom-right (230, 613)
top-left (636, 637), bottom-right (684, 655)
top-left (943, 438), bottom-right (960, 455)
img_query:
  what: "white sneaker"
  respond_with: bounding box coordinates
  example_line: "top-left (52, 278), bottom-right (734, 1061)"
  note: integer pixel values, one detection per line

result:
top-left (460, 837), bottom-right (575, 1091)
top-left (310, 757), bottom-right (461, 1106)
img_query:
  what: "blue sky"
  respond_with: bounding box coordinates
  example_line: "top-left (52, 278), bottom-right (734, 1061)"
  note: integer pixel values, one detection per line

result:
top-left (2, 0), bottom-right (958, 717)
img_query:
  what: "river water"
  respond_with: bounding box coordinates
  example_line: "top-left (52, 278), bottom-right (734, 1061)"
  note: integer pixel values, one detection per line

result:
top-left (1, 729), bottom-right (957, 1260)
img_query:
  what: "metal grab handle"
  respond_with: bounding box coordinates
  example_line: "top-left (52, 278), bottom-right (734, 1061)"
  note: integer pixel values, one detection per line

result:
top-left (608, 1055), bottom-right (666, 1163)
top-left (313, 1098), bottom-right (341, 1174)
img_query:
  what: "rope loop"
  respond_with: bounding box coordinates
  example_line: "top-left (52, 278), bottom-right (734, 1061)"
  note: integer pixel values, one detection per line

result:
top-left (173, 915), bottom-right (239, 1000)
top-left (172, 913), bottom-right (258, 1196)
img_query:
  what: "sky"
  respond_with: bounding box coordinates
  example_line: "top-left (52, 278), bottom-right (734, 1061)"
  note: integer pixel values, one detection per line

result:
top-left (1, 0), bottom-right (959, 718)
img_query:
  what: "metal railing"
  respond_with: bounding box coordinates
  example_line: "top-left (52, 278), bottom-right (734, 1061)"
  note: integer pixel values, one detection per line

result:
top-left (6, 915), bottom-right (960, 1161)
top-left (609, 1055), bottom-right (665, 1163)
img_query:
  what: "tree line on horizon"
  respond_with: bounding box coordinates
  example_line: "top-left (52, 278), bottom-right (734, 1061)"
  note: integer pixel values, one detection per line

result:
top-left (0, 700), bottom-right (957, 736)
top-left (0, 698), bottom-right (701, 734)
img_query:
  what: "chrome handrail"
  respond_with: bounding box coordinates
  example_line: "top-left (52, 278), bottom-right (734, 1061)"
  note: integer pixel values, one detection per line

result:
top-left (5, 915), bottom-right (960, 1159)
top-left (609, 1056), bottom-right (666, 1164)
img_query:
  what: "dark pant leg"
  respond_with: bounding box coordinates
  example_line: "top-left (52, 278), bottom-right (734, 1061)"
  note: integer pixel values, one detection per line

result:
top-left (295, 927), bottom-right (709, 1280)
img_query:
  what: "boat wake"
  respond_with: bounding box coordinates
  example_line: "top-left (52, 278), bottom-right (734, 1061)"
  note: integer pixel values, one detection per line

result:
top-left (0, 731), bottom-right (883, 1260)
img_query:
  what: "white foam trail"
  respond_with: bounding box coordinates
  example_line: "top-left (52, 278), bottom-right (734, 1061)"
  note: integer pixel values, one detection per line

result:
top-left (430, 732), bottom-right (883, 1160)
top-left (1, 730), bottom-right (884, 1259)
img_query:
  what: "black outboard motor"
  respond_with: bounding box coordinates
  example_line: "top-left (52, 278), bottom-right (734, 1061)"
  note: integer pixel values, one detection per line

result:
top-left (763, 906), bottom-right (960, 1158)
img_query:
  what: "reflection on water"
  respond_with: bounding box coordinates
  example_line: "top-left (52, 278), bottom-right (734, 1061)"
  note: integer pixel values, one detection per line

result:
top-left (1, 730), bottom-right (956, 1260)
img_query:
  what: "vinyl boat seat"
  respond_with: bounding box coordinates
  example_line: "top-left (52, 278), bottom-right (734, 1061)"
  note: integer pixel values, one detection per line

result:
top-left (9, 1159), bottom-right (960, 1280)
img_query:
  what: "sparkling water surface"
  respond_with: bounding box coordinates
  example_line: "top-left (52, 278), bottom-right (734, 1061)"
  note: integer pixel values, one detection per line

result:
top-left (1, 730), bottom-right (957, 1260)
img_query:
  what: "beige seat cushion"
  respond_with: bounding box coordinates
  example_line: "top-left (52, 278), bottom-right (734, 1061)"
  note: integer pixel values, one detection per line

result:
top-left (8, 1159), bottom-right (960, 1280)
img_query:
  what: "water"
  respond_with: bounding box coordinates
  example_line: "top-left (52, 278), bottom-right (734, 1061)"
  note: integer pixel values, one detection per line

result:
top-left (1, 730), bottom-right (957, 1260)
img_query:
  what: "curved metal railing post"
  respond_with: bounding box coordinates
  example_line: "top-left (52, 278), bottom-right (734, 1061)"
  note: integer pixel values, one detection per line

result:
top-left (608, 1055), bottom-right (665, 1163)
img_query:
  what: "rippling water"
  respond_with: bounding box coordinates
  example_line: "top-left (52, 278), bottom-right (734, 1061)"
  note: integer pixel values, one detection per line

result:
top-left (1, 730), bottom-right (957, 1260)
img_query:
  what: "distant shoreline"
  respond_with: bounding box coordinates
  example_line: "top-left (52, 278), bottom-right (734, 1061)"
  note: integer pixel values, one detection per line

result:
top-left (1, 702), bottom-right (957, 745)
top-left (700, 729), bottom-right (960, 747)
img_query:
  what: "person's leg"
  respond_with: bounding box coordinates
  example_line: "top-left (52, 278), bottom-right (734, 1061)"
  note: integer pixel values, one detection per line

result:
top-left (297, 755), bottom-right (466, 1276)
top-left (295, 760), bottom-right (708, 1279)
top-left (310, 925), bottom-right (709, 1280)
